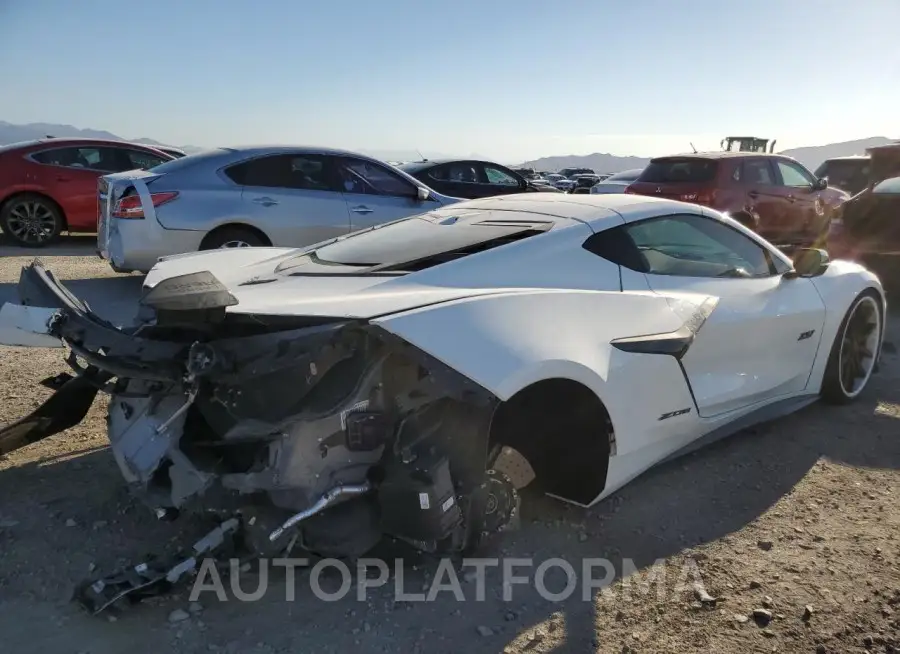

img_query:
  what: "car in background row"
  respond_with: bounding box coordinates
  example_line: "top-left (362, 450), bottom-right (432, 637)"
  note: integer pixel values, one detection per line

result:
top-left (554, 178), bottom-right (576, 192)
top-left (814, 155), bottom-right (870, 196)
top-left (558, 166), bottom-right (594, 178)
top-left (98, 146), bottom-right (462, 273)
top-left (570, 174), bottom-right (604, 194)
top-left (624, 152), bottom-right (849, 246)
top-left (398, 159), bottom-right (560, 199)
top-left (590, 169), bottom-right (644, 194)
top-left (829, 176), bottom-right (900, 263)
top-left (0, 138), bottom-right (175, 246)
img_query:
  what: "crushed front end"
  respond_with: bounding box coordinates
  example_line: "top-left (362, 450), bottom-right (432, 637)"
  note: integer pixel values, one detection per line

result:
top-left (0, 263), bottom-right (521, 611)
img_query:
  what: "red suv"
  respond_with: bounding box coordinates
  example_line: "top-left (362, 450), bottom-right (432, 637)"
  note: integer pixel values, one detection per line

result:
top-left (0, 138), bottom-right (175, 247)
top-left (624, 152), bottom-right (849, 246)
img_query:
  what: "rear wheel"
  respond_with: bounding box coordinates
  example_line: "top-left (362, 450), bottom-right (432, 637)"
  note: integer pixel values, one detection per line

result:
top-left (821, 290), bottom-right (883, 404)
top-left (1, 194), bottom-right (64, 247)
top-left (200, 226), bottom-right (268, 250)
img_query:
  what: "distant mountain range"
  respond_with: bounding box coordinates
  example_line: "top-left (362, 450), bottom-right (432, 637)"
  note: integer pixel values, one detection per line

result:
top-left (0, 121), bottom-right (894, 173)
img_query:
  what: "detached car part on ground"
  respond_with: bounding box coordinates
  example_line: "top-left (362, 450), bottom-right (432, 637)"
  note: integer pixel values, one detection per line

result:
top-left (0, 193), bottom-right (886, 614)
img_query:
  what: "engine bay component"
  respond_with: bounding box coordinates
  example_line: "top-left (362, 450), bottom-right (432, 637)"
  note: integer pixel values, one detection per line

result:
top-left (74, 517), bottom-right (242, 615)
top-left (269, 483), bottom-right (373, 542)
top-left (0, 262), bottom-right (521, 613)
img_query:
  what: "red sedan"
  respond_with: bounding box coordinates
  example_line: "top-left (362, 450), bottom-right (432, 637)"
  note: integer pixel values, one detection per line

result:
top-left (0, 137), bottom-right (175, 246)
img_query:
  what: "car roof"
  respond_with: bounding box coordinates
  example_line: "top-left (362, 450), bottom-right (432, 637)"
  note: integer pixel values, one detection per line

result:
top-left (0, 137), bottom-right (172, 156)
top-left (397, 158), bottom-right (507, 172)
top-left (822, 155), bottom-right (869, 162)
top-left (218, 144), bottom-right (395, 159)
top-left (654, 151), bottom-right (785, 160)
top-left (444, 192), bottom-right (706, 231)
top-left (0, 137), bottom-right (171, 152)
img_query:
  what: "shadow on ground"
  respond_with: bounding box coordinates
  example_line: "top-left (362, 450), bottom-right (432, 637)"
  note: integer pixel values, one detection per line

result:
top-left (0, 347), bottom-right (898, 653)
top-left (0, 233), bottom-right (98, 258)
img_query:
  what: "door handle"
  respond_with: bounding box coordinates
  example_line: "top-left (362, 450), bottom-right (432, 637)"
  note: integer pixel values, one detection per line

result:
top-left (252, 197), bottom-right (278, 206)
top-left (786, 195), bottom-right (796, 203)
top-left (747, 190), bottom-right (759, 199)
top-left (56, 176), bottom-right (71, 182)
top-left (350, 205), bottom-right (374, 214)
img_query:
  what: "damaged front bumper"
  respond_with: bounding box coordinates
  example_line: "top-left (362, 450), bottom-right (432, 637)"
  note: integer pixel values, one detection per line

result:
top-left (0, 262), bottom-right (523, 610)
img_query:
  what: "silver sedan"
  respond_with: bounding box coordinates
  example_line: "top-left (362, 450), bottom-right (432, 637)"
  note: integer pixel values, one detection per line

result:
top-left (97, 146), bottom-right (462, 273)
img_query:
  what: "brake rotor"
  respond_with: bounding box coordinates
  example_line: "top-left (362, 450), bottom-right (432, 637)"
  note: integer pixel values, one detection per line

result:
top-left (490, 445), bottom-right (536, 490)
top-left (474, 469), bottom-right (519, 535)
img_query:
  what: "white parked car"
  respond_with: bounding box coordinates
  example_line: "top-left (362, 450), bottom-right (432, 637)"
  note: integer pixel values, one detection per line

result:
top-left (590, 168), bottom-right (644, 194)
top-left (0, 194), bottom-right (884, 608)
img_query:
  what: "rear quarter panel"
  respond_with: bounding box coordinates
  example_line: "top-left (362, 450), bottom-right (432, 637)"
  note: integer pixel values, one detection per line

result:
top-left (373, 290), bottom-right (704, 459)
top-left (148, 164), bottom-right (253, 234)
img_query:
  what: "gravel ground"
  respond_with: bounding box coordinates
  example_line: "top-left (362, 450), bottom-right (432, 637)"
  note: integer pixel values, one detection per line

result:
top-left (1, 238), bottom-right (899, 654)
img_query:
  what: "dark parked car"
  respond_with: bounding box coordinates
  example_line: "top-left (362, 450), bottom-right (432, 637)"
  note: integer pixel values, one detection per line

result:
top-left (570, 174), bottom-right (603, 194)
top-left (814, 156), bottom-right (870, 196)
top-left (624, 152), bottom-right (849, 246)
top-left (826, 144), bottom-right (900, 283)
top-left (829, 176), bottom-right (900, 259)
top-left (558, 166), bottom-right (595, 178)
top-left (398, 159), bottom-right (560, 199)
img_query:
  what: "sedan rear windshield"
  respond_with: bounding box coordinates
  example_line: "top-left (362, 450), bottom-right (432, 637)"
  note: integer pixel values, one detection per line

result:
top-left (147, 148), bottom-right (231, 173)
top-left (638, 158), bottom-right (719, 183)
top-left (276, 210), bottom-right (553, 273)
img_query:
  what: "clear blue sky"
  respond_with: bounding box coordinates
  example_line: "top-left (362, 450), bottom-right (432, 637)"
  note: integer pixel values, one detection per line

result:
top-left (1, 0), bottom-right (898, 162)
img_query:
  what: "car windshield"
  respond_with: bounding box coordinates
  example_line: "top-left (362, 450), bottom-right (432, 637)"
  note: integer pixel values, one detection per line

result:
top-left (638, 159), bottom-right (718, 183)
top-left (274, 209), bottom-right (553, 272)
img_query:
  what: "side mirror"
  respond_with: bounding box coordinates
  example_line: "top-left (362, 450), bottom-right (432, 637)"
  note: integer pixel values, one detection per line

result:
top-left (416, 186), bottom-right (431, 202)
top-left (784, 248), bottom-right (830, 279)
top-left (814, 177), bottom-right (828, 191)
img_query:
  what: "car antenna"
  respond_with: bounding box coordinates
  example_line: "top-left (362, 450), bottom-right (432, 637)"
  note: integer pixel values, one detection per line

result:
top-left (689, 142), bottom-right (697, 153)
top-left (416, 149), bottom-right (428, 162)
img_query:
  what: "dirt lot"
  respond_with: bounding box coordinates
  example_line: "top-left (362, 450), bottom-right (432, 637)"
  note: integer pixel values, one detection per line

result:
top-left (1, 238), bottom-right (899, 654)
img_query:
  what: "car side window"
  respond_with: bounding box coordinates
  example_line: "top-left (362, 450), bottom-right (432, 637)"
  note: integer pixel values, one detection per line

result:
top-left (483, 166), bottom-right (519, 186)
top-left (122, 149), bottom-right (169, 171)
top-left (338, 158), bottom-right (417, 197)
top-left (32, 146), bottom-right (120, 172)
top-left (777, 161), bottom-right (815, 188)
top-left (427, 164), bottom-right (453, 182)
top-left (739, 160), bottom-right (776, 186)
top-left (429, 163), bottom-right (479, 183)
top-left (624, 214), bottom-right (776, 278)
top-left (225, 154), bottom-right (340, 192)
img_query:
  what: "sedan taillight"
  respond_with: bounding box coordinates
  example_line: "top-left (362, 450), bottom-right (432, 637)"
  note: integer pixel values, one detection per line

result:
top-left (112, 191), bottom-right (179, 219)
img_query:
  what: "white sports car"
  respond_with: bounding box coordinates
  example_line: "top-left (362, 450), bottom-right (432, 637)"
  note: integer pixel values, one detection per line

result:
top-left (0, 194), bottom-right (885, 607)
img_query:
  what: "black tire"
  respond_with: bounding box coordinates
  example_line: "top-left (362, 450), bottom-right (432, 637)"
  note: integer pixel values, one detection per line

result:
top-left (820, 289), bottom-right (883, 404)
top-left (200, 226), bottom-right (268, 250)
top-left (0, 193), bottom-right (64, 247)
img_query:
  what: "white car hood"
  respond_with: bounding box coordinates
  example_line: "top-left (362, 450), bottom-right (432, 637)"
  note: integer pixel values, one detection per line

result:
top-left (143, 247), bottom-right (520, 319)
